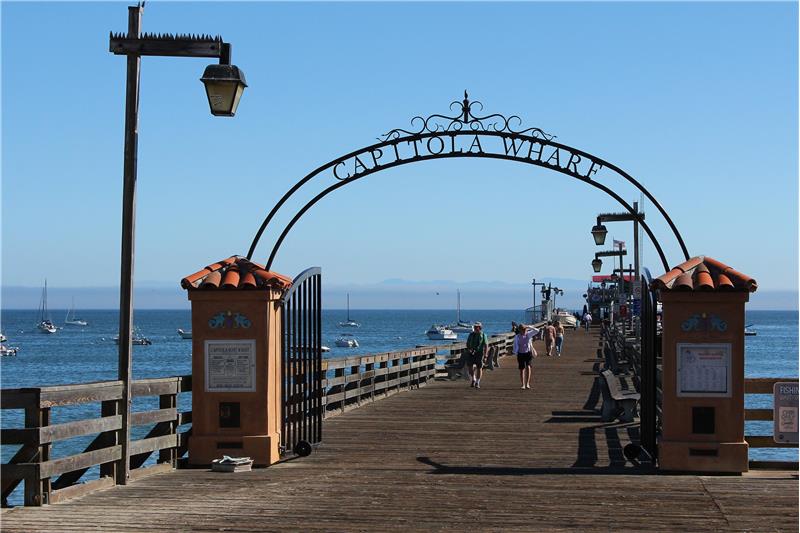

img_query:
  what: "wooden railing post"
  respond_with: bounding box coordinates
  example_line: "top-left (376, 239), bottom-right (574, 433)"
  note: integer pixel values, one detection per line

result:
top-left (23, 398), bottom-right (44, 506)
top-left (99, 399), bottom-right (121, 482)
top-left (158, 392), bottom-right (178, 467)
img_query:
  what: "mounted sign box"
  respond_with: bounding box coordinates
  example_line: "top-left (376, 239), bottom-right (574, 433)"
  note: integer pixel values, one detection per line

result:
top-left (774, 382), bottom-right (799, 444)
top-left (205, 340), bottom-right (256, 392)
top-left (676, 343), bottom-right (732, 398)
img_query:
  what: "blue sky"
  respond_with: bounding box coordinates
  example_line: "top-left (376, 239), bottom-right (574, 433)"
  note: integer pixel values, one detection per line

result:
top-left (2, 2), bottom-right (797, 306)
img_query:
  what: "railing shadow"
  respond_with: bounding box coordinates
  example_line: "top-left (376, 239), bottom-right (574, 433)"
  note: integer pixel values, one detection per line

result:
top-left (416, 456), bottom-right (651, 476)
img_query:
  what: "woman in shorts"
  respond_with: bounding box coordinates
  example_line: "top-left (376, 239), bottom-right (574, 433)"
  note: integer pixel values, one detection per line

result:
top-left (513, 324), bottom-right (539, 389)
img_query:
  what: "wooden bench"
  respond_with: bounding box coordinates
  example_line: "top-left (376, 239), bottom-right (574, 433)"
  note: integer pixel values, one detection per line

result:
top-left (600, 369), bottom-right (641, 423)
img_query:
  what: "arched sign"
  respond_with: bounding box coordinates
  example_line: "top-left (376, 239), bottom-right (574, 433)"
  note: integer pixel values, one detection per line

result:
top-left (247, 92), bottom-right (689, 272)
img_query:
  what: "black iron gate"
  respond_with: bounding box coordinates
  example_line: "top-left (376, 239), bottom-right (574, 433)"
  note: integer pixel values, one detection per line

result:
top-left (281, 267), bottom-right (323, 457)
top-left (639, 268), bottom-right (662, 463)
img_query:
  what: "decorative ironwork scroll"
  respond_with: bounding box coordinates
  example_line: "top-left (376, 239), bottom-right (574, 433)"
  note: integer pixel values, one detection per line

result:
top-left (379, 91), bottom-right (555, 142)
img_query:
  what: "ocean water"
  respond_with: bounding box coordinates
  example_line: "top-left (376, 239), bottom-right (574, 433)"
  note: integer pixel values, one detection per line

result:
top-left (0, 308), bottom-right (796, 499)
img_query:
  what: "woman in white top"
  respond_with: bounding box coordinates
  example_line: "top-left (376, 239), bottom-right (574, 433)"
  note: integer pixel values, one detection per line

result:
top-left (513, 324), bottom-right (539, 389)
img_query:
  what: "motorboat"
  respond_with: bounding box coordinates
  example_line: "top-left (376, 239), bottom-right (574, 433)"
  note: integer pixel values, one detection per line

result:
top-left (177, 328), bottom-right (192, 339)
top-left (64, 299), bottom-right (88, 326)
top-left (426, 325), bottom-right (457, 340)
top-left (448, 290), bottom-right (474, 332)
top-left (334, 334), bottom-right (359, 348)
top-left (0, 335), bottom-right (18, 356)
top-left (338, 293), bottom-right (360, 327)
top-left (36, 280), bottom-right (58, 334)
top-left (0, 344), bottom-right (18, 357)
top-left (554, 310), bottom-right (579, 329)
top-left (744, 324), bottom-right (757, 336)
top-left (114, 334), bottom-right (152, 346)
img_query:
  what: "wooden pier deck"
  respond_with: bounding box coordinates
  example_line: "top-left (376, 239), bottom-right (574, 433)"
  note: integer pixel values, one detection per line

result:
top-left (2, 329), bottom-right (797, 532)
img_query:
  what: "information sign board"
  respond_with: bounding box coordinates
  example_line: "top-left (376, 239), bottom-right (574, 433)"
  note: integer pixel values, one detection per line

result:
top-left (676, 343), bottom-right (732, 397)
top-left (205, 339), bottom-right (257, 392)
top-left (774, 382), bottom-right (799, 444)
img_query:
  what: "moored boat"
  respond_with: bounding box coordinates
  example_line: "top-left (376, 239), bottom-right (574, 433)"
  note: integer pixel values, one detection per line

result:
top-left (37, 280), bottom-right (58, 334)
top-left (426, 325), bottom-right (457, 340)
top-left (338, 294), bottom-right (360, 328)
top-left (334, 334), bottom-right (359, 348)
top-left (177, 328), bottom-right (192, 339)
top-left (64, 298), bottom-right (88, 326)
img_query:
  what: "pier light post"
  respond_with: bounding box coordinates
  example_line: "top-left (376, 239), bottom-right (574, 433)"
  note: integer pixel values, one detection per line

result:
top-left (531, 279), bottom-right (545, 321)
top-left (591, 203), bottom-right (644, 291)
top-left (109, 3), bottom-right (247, 485)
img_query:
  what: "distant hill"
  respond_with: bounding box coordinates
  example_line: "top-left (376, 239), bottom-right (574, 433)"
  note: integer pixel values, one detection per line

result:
top-left (1, 281), bottom-right (795, 310)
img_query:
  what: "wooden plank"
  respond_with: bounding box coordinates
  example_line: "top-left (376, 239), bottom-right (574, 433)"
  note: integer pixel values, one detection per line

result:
top-left (131, 408), bottom-right (177, 427)
top-left (132, 378), bottom-right (180, 397)
top-left (177, 411), bottom-right (192, 426)
top-left (38, 416), bottom-right (122, 444)
top-left (746, 378), bottom-right (797, 394)
top-left (0, 389), bottom-right (39, 410)
top-left (39, 382), bottom-right (123, 408)
top-left (128, 463), bottom-right (173, 482)
top-left (39, 446), bottom-right (122, 479)
top-left (48, 476), bottom-right (115, 504)
top-left (129, 434), bottom-right (178, 456)
top-left (745, 408), bottom-right (774, 421)
top-left (745, 435), bottom-right (798, 448)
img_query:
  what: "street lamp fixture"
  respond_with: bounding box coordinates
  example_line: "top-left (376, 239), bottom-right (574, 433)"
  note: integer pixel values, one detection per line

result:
top-left (592, 249), bottom-right (627, 273)
top-left (590, 212), bottom-right (645, 246)
top-left (200, 48), bottom-right (248, 116)
top-left (591, 224), bottom-right (607, 246)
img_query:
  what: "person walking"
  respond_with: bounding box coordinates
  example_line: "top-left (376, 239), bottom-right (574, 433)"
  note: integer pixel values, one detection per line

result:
top-left (466, 322), bottom-right (488, 389)
top-left (513, 324), bottom-right (538, 389)
top-left (554, 321), bottom-right (565, 356)
top-left (583, 311), bottom-right (593, 332)
top-left (544, 321), bottom-right (557, 356)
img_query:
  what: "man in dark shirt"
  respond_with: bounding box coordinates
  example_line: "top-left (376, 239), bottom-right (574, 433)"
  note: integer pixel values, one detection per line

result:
top-left (466, 322), bottom-right (488, 388)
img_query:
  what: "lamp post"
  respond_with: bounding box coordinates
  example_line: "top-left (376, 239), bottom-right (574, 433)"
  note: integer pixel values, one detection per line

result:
top-left (591, 249), bottom-right (627, 273)
top-left (591, 202), bottom-right (643, 289)
top-left (109, 3), bottom-right (247, 485)
top-left (531, 278), bottom-right (545, 321)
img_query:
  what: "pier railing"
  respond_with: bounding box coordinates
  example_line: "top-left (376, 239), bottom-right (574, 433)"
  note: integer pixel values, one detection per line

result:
top-left (2, 340), bottom-right (501, 507)
top-left (319, 346), bottom-right (438, 417)
top-left (1, 376), bottom-right (192, 507)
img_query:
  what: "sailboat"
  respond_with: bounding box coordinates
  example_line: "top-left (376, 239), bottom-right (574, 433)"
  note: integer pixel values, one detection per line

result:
top-left (448, 290), bottom-right (474, 333)
top-left (37, 280), bottom-right (58, 334)
top-left (64, 298), bottom-right (88, 326)
top-left (338, 293), bottom-right (360, 327)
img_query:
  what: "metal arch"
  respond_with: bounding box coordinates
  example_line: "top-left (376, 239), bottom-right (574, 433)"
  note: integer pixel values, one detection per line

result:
top-left (261, 145), bottom-right (672, 273)
top-left (247, 93), bottom-right (689, 269)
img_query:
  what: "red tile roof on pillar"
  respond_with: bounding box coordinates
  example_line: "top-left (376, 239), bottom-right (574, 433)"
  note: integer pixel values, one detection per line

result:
top-left (652, 256), bottom-right (757, 292)
top-left (181, 256), bottom-right (293, 291)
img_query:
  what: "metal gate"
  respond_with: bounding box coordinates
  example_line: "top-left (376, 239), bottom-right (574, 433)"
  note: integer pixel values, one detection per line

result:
top-left (639, 268), bottom-right (662, 463)
top-left (281, 267), bottom-right (323, 457)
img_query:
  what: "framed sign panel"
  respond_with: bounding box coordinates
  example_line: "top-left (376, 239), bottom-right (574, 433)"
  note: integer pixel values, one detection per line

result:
top-left (205, 339), bottom-right (257, 392)
top-left (676, 343), bottom-right (732, 398)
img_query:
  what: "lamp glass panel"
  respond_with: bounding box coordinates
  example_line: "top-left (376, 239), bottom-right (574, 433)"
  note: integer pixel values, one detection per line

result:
top-left (204, 80), bottom-right (239, 116)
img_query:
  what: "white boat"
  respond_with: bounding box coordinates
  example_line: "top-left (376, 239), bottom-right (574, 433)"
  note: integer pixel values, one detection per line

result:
top-left (36, 280), bottom-right (58, 334)
top-left (321, 345), bottom-right (331, 353)
top-left (64, 298), bottom-right (88, 326)
top-left (334, 334), bottom-right (359, 348)
top-left (177, 328), bottom-right (192, 339)
top-left (426, 325), bottom-right (457, 340)
top-left (448, 290), bottom-right (474, 332)
top-left (554, 310), bottom-right (578, 329)
top-left (744, 324), bottom-right (757, 337)
top-left (338, 293), bottom-right (360, 328)
top-left (0, 344), bottom-right (18, 357)
top-left (0, 335), bottom-right (18, 356)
